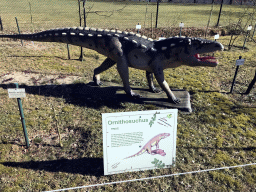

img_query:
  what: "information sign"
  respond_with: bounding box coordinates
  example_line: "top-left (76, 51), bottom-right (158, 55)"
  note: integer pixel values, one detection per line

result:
top-left (214, 34), bottom-right (219, 40)
top-left (236, 59), bottom-right (245, 66)
top-left (136, 25), bottom-right (141, 29)
top-left (102, 109), bottom-right (177, 175)
top-left (8, 88), bottom-right (26, 98)
top-left (179, 22), bottom-right (184, 28)
top-left (159, 37), bottom-right (166, 40)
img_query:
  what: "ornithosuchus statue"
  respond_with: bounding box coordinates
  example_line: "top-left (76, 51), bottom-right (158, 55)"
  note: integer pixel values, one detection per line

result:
top-left (0, 27), bottom-right (224, 103)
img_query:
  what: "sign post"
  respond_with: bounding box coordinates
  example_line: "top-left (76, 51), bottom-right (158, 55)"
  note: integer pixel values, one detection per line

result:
top-left (102, 109), bottom-right (177, 175)
top-left (230, 56), bottom-right (244, 93)
top-left (243, 25), bottom-right (252, 50)
top-left (179, 22), bottom-right (184, 37)
top-left (8, 83), bottom-right (29, 148)
top-left (136, 23), bottom-right (141, 34)
top-left (212, 34), bottom-right (220, 57)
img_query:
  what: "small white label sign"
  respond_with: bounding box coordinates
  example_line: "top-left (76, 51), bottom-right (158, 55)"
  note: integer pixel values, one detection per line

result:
top-left (214, 34), bottom-right (219, 40)
top-left (8, 88), bottom-right (26, 98)
top-left (179, 22), bottom-right (184, 28)
top-left (236, 59), bottom-right (245, 66)
top-left (247, 25), bottom-right (252, 31)
top-left (136, 25), bottom-right (141, 29)
top-left (102, 109), bottom-right (177, 175)
top-left (159, 37), bottom-right (166, 40)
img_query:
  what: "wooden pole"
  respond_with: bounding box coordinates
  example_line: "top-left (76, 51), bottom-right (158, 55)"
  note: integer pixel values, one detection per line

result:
top-left (155, 0), bottom-right (160, 28)
top-left (216, 0), bottom-right (224, 27)
top-left (245, 70), bottom-right (256, 94)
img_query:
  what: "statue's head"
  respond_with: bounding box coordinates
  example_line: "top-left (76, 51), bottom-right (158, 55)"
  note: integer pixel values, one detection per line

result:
top-left (154, 37), bottom-right (224, 67)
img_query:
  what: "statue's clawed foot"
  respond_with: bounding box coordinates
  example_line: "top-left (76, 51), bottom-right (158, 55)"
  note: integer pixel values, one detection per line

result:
top-left (169, 96), bottom-right (181, 104)
top-left (150, 87), bottom-right (162, 93)
top-left (128, 91), bottom-right (141, 100)
top-left (93, 75), bottom-right (103, 86)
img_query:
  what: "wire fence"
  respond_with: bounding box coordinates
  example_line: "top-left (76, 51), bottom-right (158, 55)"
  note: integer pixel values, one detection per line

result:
top-left (0, 0), bottom-right (256, 34)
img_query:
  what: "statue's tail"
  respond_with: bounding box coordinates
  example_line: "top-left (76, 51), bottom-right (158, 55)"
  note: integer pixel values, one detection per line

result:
top-left (0, 28), bottom-right (73, 43)
top-left (0, 33), bottom-right (52, 42)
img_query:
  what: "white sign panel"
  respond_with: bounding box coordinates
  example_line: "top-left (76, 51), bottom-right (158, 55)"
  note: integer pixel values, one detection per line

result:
top-left (247, 25), bottom-right (252, 31)
top-left (236, 59), bottom-right (245, 66)
top-left (102, 109), bottom-right (177, 175)
top-left (214, 34), bottom-right (219, 40)
top-left (136, 25), bottom-right (141, 29)
top-left (8, 88), bottom-right (26, 98)
top-left (179, 22), bottom-right (184, 28)
top-left (159, 37), bottom-right (166, 40)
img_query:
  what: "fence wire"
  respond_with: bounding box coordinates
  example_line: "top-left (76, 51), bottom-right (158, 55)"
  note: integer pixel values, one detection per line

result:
top-left (0, 0), bottom-right (255, 33)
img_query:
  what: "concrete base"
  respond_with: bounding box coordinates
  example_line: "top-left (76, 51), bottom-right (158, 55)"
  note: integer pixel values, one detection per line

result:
top-left (93, 81), bottom-right (192, 113)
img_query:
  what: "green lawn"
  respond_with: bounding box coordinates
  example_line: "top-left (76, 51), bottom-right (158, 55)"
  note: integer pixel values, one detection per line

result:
top-left (0, 1), bottom-right (256, 191)
top-left (0, 0), bottom-right (255, 30)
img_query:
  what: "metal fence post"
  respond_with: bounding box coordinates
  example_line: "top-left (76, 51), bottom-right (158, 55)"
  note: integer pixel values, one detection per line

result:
top-left (14, 83), bottom-right (29, 148)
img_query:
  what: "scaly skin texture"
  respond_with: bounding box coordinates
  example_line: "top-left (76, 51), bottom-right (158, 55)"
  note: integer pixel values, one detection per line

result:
top-left (0, 27), bottom-right (224, 103)
top-left (124, 133), bottom-right (170, 159)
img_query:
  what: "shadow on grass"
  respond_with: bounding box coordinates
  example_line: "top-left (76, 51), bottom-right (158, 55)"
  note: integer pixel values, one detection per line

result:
top-left (1, 158), bottom-right (104, 176)
top-left (0, 82), bottom-right (131, 109)
top-left (0, 82), bottom-right (186, 110)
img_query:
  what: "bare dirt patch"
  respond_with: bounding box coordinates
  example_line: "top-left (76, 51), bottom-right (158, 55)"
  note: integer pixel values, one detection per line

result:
top-left (0, 71), bottom-right (83, 86)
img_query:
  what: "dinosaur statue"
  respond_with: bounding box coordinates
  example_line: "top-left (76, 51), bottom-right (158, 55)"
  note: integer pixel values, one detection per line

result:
top-left (0, 27), bottom-right (224, 103)
top-left (111, 133), bottom-right (170, 169)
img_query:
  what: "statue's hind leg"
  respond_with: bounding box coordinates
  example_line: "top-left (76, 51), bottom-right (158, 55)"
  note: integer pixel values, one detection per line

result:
top-left (146, 71), bottom-right (162, 93)
top-left (93, 58), bottom-right (116, 86)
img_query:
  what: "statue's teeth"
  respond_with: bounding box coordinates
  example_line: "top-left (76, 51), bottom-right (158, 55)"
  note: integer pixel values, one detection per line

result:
top-left (79, 33), bottom-right (84, 36)
top-left (142, 35), bottom-right (147, 39)
top-left (170, 43), bottom-right (175, 47)
top-left (161, 47), bottom-right (167, 51)
top-left (97, 28), bottom-right (104, 32)
top-left (90, 28), bottom-right (97, 31)
top-left (116, 30), bottom-right (122, 34)
top-left (124, 37), bottom-right (129, 40)
top-left (132, 40), bottom-right (137, 44)
top-left (78, 27), bottom-right (83, 30)
top-left (136, 34), bottom-right (141, 37)
top-left (85, 27), bottom-right (90, 30)
top-left (104, 29), bottom-right (110, 32)
top-left (62, 33), bottom-right (67, 36)
top-left (97, 34), bottom-right (102, 37)
top-left (148, 38), bottom-right (153, 41)
top-left (70, 32), bottom-right (76, 36)
top-left (111, 29), bottom-right (116, 33)
top-left (88, 34), bottom-right (93, 37)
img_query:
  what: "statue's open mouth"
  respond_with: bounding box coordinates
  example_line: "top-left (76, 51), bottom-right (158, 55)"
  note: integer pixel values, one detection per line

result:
top-left (194, 53), bottom-right (218, 65)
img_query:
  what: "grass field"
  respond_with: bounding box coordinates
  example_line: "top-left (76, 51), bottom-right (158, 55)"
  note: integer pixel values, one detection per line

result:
top-left (0, 1), bottom-right (256, 191)
top-left (0, 0), bottom-right (255, 30)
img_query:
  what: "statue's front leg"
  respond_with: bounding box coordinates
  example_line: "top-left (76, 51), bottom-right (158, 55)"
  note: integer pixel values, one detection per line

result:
top-left (150, 58), bottom-right (180, 104)
top-left (117, 56), bottom-right (140, 99)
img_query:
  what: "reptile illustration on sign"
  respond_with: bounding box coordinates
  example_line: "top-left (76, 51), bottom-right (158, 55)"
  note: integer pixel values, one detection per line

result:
top-left (102, 109), bottom-right (177, 175)
top-left (111, 133), bottom-right (170, 169)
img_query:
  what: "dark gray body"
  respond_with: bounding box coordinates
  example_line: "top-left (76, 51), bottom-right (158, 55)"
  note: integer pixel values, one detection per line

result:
top-left (0, 27), bottom-right (224, 103)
